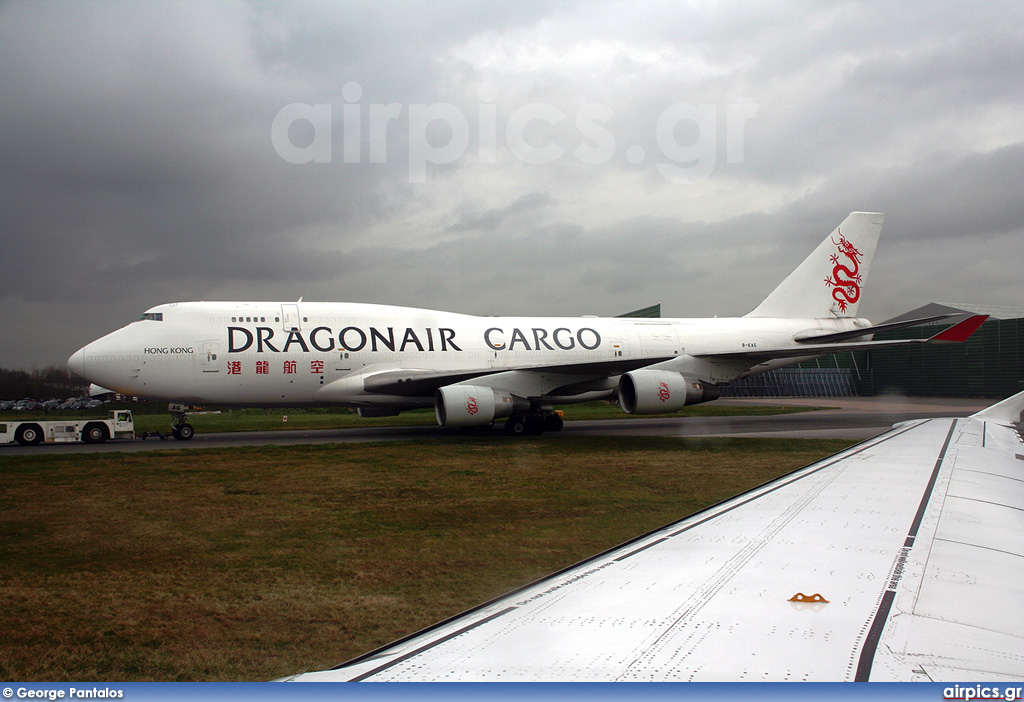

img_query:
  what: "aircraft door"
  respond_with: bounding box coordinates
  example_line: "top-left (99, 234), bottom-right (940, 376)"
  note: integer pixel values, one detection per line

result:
top-left (281, 304), bottom-right (302, 331)
top-left (604, 326), bottom-right (636, 359)
top-left (201, 342), bottom-right (221, 373)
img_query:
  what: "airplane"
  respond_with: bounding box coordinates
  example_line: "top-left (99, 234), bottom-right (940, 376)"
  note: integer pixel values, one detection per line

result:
top-left (281, 389), bottom-right (1024, 681)
top-left (67, 212), bottom-right (987, 439)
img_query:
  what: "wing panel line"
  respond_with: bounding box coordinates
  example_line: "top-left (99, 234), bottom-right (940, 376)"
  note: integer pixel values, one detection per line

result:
top-left (613, 538), bottom-right (669, 562)
top-left (854, 418), bottom-right (958, 681)
top-left (347, 606), bottom-right (519, 682)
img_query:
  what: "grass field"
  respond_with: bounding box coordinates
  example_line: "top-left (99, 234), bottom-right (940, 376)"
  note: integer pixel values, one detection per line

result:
top-left (0, 435), bottom-right (853, 681)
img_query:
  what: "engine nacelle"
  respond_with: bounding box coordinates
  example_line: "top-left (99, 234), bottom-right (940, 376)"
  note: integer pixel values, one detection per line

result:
top-left (435, 384), bottom-right (528, 427)
top-left (617, 370), bottom-right (719, 414)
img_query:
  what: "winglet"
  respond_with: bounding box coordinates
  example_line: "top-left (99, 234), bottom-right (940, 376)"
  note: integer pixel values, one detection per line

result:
top-left (928, 315), bottom-right (988, 342)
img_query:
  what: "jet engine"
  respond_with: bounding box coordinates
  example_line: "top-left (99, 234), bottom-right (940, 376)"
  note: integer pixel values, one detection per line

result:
top-left (435, 384), bottom-right (529, 427)
top-left (617, 370), bottom-right (719, 414)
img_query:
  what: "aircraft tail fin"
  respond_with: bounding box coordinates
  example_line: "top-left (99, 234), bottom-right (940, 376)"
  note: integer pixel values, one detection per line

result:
top-left (746, 212), bottom-right (885, 319)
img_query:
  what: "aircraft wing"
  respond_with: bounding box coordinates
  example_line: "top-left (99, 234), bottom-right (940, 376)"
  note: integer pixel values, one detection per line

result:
top-left (357, 356), bottom-right (675, 395)
top-left (287, 390), bottom-right (1024, 682)
top-left (347, 316), bottom-right (987, 398)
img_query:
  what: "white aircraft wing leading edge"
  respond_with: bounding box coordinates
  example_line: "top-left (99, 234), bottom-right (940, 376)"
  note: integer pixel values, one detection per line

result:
top-left (286, 391), bottom-right (1024, 682)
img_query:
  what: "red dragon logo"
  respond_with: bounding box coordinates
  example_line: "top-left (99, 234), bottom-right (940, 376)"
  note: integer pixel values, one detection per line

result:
top-left (658, 381), bottom-right (671, 402)
top-left (824, 228), bottom-right (863, 313)
top-left (466, 396), bottom-right (479, 415)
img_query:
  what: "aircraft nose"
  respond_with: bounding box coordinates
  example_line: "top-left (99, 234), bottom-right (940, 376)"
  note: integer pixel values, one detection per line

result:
top-left (68, 346), bottom-right (88, 379)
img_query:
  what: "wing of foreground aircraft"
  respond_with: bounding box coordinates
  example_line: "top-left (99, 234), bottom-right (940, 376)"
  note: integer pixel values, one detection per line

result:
top-left (286, 391), bottom-right (1024, 682)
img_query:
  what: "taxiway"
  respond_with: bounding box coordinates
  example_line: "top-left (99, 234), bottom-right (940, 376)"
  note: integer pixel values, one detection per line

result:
top-left (1, 396), bottom-right (990, 455)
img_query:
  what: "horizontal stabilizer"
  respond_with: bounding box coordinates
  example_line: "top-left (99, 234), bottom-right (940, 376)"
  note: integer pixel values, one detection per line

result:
top-left (706, 315), bottom-right (987, 361)
top-left (928, 314), bottom-right (988, 342)
top-left (794, 312), bottom-right (973, 344)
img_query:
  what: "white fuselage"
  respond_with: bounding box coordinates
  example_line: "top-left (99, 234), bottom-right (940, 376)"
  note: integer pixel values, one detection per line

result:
top-left (66, 214), bottom-right (892, 419)
top-left (68, 301), bottom-right (867, 407)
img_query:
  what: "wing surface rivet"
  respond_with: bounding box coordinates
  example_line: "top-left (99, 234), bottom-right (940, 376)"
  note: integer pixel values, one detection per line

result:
top-left (788, 592), bottom-right (829, 603)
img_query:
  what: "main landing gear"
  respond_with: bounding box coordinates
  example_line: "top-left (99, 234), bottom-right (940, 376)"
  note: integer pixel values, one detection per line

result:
top-left (168, 403), bottom-right (195, 441)
top-left (504, 410), bottom-right (564, 436)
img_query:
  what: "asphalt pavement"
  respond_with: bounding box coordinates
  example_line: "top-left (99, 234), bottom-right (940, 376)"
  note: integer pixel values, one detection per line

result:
top-left (0, 396), bottom-right (993, 456)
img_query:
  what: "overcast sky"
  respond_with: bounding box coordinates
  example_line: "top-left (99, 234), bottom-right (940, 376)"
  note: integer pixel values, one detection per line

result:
top-left (1, 0), bottom-right (1022, 371)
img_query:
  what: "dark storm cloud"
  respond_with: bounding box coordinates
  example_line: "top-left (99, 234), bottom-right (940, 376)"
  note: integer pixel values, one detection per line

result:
top-left (1, 0), bottom-right (1022, 369)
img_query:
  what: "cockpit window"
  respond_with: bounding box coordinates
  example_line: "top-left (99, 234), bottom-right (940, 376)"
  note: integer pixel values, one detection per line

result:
top-left (134, 312), bottom-right (164, 322)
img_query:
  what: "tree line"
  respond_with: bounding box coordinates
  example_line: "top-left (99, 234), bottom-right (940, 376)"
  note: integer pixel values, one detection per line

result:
top-left (0, 366), bottom-right (89, 401)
